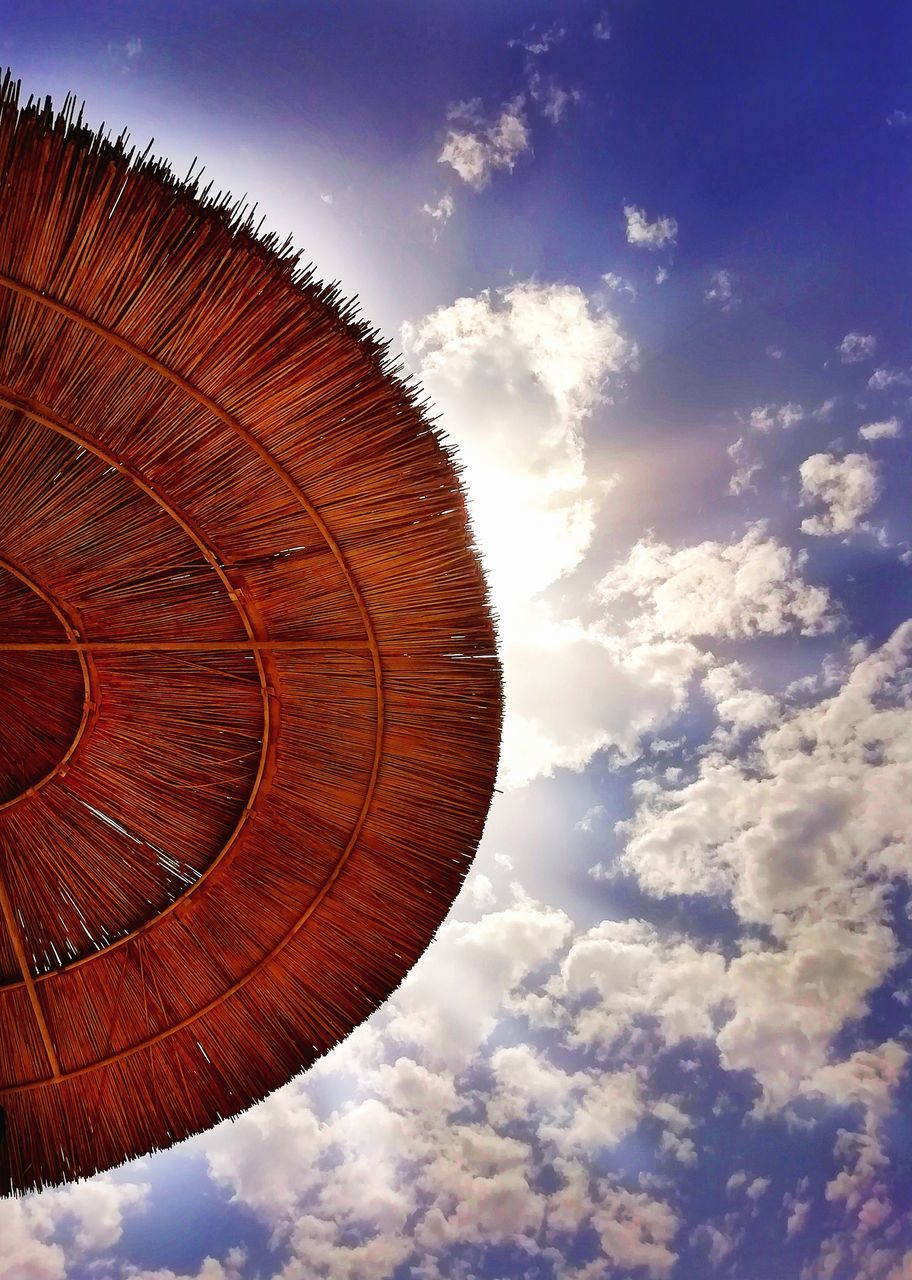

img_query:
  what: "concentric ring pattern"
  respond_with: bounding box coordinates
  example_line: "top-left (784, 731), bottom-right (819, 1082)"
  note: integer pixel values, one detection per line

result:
top-left (0, 76), bottom-right (501, 1192)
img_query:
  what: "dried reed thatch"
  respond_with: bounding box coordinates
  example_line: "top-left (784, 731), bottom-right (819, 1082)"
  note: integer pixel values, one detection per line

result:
top-left (0, 73), bottom-right (501, 1194)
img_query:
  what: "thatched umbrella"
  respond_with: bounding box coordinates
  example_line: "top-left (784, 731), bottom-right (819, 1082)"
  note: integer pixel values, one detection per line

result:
top-left (0, 73), bottom-right (501, 1193)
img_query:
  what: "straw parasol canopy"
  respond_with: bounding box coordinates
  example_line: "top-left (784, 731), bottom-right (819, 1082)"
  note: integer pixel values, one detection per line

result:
top-left (0, 74), bottom-right (501, 1194)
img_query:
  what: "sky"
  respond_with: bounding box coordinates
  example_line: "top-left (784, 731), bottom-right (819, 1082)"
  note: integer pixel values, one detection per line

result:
top-left (3, 2), bottom-right (912, 1278)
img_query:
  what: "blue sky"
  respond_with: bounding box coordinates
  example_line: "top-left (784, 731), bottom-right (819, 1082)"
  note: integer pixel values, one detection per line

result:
top-left (3, 4), bottom-right (912, 1279)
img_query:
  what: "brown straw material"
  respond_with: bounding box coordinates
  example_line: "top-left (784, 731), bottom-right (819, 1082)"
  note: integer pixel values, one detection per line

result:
top-left (0, 73), bottom-right (501, 1193)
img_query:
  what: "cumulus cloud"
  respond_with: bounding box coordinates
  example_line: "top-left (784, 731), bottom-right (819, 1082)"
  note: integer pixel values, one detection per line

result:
top-left (439, 98), bottom-right (531, 189)
top-left (859, 417), bottom-right (901, 441)
top-left (598, 523), bottom-right (836, 641)
top-left (704, 269), bottom-right (738, 310)
top-left (748, 399), bottom-right (834, 433)
top-left (0, 1176), bottom-right (149, 1280)
top-left (785, 1195), bottom-right (812, 1239)
top-left (403, 282), bottom-right (634, 612)
top-left (198, 893), bottom-right (686, 1280)
top-left (799, 451), bottom-right (882, 535)
top-left (0, 1201), bottom-right (64, 1280)
top-left (553, 918), bottom-right (726, 1050)
top-left (383, 894), bottom-right (572, 1070)
top-left (801, 1041), bottom-right (908, 1120)
top-left (620, 622), bottom-right (912, 1107)
top-left (691, 1219), bottom-right (739, 1265)
top-left (122, 1258), bottom-right (247, 1280)
top-left (838, 332), bottom-right (877, 364)
top-left (749, 401), bottom-right (805, 432)
top-left (590, 1185), bottom-right (680, 1276)
top-left (868, 366), bottom-right (911, 391)
top-left (624, 204), bottom-right (678, 250)
top-left (703, 661), bottom-right (778, 734)
top-left (403, 281), bottom-right (680, 788)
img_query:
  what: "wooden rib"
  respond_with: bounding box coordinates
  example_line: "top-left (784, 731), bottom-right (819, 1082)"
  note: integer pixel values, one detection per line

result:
top-left (0, 640), bottom-right (369, 652)
top-left (0, 384), bottom-right (382, 1070)
top-left (0, 852), bottom-right (60, 1077)
top-left (0, 388), bottom-right (278, 991)
top-left (0, 556), bottom-right (95, 815)
top-left (0, 270), bottom-right (385, 720)
top-left (0, 316), bottom-right (383, 995)
top-left (0, 279), bottom-right (391, 1016)
top-left (0, 272), bottom-right (387, 879)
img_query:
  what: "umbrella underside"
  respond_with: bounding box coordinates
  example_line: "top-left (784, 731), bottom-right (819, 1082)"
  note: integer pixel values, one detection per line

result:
top-left (0, 75), bottom-right (501, 1193)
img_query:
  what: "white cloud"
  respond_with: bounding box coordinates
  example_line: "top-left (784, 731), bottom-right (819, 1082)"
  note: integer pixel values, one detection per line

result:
top-left (599, 524), bottom-right (835, 641)
top-left (488, 1043), bottom-right (588, 1128)
top-left (887, 109), bottom-right (912, 127)
top-left (439, 98), bottom-right (531, 189)
top-left (591, 1185), bottom-right (680, 1276)
top-left (838, 332), bottom-right (877, 364)
top-left (786, 1197), bottom-right (812, 1239)
top-left (528, 72), bottom-right (581, 124)
top-left (0, 1176), bottom-right (149, 1280)
top-left (703, 662), bottom-right (778, 733)
top-left (29, 1178), bottom-right (148, 1254)
top-left (749, 401), bottom-right (805, 432)
top-left (122, 1259), bottom-right (246, 1280)
top-left (0, 1201), bottom-right (64, 1280)
top-left (107, 36), bottom-right (143, 68)
top-left (554, 918), bottom-right (726, 1050)
top-left (575, 803), bottom-right (606, 832)
top-left (404, 281), bottom-right (660, 788)
top-left (691, 1220), bottom-right (738, 1265)
top-left (867, 367), bottom-right (911, 391)
top-left (621, 622), bottom-right (912, 1107)
top-left (463, 871), bottom-right (497, 909)
top-left (624, 205), bottom-right (678, 250)
top-left (199, 892), bottom-right (683, 1280)
top-left (799, 452), bottom-right (881, 535)
top-left (421, 192), bottom-right (455, 232)
top-left (728, 435), bottom-right (762, 495)
top-left (403, 282), bottom-right (634, 614)
top-left (767, 344), bottom-right (785, 359)
top-left (593, 15), bottom-right (612, 40)
top-left (704, 269), bottom-right (738, 311)
top-left (384, 895), bottom-right (572, 1070)
top-left (859, 417), bottom-right (901, 441)
top-left (509, 23), bottom-right (565, 56)
top-left (602, 271), bottom-right (636, 301)
top-left (656, 265), bottom-right (669, 284)
top-left (542, 1070), bottom-right (644, 1153)
top-left (500, 617), bottom-right (702, 788)
top-left (801, 1041), bottom-right (908, 1120)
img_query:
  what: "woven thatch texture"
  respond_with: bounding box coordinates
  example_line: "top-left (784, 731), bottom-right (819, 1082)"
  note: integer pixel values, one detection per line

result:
top-left (0, 74), bottom-right (501, 1193)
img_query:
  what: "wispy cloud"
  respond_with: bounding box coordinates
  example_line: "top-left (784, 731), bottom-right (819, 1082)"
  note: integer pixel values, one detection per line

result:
top-left (704, 268), bottom-right (738, 310)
